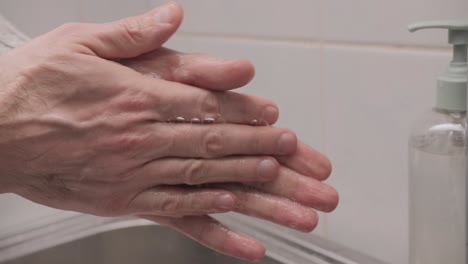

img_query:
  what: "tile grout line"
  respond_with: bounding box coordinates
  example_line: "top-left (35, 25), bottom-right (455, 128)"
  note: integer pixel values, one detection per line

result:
top-left (318, 0), bottom-right (330, 240)
top-left (175, 31), bottom-right (451, 54)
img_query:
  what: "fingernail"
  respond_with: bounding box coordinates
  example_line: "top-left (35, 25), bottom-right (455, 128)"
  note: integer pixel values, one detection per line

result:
top-left (216, 194), bottom-right (235, 210)
top-left (154, 2), bottom-right (178, 24)
top-left (277, 133), bottom-right (296, 154)
top-left (262, 106), bottom-right (278, 125)
top-left (257, 159), bottom-right (277, 180)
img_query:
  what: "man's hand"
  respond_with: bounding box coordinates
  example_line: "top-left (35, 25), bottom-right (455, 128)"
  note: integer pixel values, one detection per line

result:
top-left (122, 46), bottom-right (338, 262)
top-left (0, 2), bottom-right (338, 262)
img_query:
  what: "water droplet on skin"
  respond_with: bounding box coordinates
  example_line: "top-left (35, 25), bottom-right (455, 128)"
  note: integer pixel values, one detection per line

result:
top-left (250, 119), bottom-right (259, 126)
top-left (166, 115), bottom-right (227, 125)
top-left (175, 117), bottom-right (185, 123)
top-left (191, 118), bottom-right (201, 124)
top-left (203, 117), bottom-right (215, 124)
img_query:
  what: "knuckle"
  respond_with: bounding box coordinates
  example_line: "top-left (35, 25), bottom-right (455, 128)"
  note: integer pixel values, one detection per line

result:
top-left (173, 52), bottom-right (211, 82)
top-left (159, 196), bottom-right (181, 214)
top-left (117, 134), bottom-right (143, 148)
top-left (170, 54), bottom-right (191, 82)
top-left (54, 22), bottom-right (84, 35)
top-left (117, 18), bottom-right (147, 44)
top-left (189, 195), bottom-right (206, 211)
top-left (116, 93), bottom-right (152, 112)
top-left (183, 160), bottom-right (206, 185)
top-left (199, 92), bottom-right (221, 116)
top-left (200, 129), bottom-right (224, 158)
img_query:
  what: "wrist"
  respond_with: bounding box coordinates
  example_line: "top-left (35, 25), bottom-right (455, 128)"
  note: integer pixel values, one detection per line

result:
top-left (0, 60), bottom-right (21, 195)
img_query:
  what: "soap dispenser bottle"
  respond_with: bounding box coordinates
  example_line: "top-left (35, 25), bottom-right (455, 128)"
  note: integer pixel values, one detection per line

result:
top-left (408, 21), bottom-right (468, 264)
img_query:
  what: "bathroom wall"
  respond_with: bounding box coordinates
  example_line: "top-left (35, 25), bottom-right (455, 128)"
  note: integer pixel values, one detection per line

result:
top-left (1, 1), bottom-right (467, 263)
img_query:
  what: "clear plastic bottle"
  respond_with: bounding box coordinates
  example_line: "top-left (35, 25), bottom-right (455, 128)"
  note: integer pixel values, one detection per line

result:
top-left (409, 108), bottom-right (466, 264)
top-left (408, 21), bottom-right (468, 264)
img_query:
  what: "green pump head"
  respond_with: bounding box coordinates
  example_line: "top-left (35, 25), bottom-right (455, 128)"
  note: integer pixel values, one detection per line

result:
top-left (409, 21), bottom-right (468, 111)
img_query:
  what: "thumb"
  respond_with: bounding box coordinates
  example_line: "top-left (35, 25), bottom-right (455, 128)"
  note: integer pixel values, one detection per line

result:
top-left (79, 2), bottom-right (183, 59)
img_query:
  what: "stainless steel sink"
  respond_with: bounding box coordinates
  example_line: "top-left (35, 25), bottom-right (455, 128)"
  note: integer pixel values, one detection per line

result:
top-left (0, 212), bottom-right (390, 264)
top-left (3, 225), bottom-right (279, 264)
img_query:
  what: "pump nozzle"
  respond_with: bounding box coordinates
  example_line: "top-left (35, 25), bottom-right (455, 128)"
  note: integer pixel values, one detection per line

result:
top-left (409, 21), bottom-right (468, 45)
top-left (409, 21), bottom-right (468, 111)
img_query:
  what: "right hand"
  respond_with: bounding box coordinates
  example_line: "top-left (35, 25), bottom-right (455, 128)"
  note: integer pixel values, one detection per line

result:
top-left (122, 47), bottom-right (338, 262)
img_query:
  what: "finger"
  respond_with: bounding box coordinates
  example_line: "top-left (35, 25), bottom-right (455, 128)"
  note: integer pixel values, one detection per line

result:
top-left (141, 215), bottom-right (266, 263)
top-left (124, 50), bottom-right (277, 125)
top-left (133, 156), bottom-right (279, 186)
top-left (62, 2), bottom-right (183, 59)
top-left (85, 61), bottom-right (277, 125)
top-left (148, 124), bottom-right (297, 159)
top-left (127, 186), bottom-right (237, 216)
top-left (219, 185), bottom-right (319, 232)
top-left (276, 141), bottom-right (333, 181)
top-left (250, 167), bottom-right (339, 212)
top-left (122, 48), bottom-right (256, 91)
top-left (140, 76), bottom-right (278, 125)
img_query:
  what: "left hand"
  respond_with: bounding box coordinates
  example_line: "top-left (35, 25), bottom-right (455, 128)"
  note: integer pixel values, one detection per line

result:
top-left (121, 48), bottom-right (338, 262)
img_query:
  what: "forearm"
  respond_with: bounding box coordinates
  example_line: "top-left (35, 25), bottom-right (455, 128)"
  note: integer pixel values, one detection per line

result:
top-left (0, 14), bottom-right (29, 54)
top-left (0, 96), bottom-right (21, 194)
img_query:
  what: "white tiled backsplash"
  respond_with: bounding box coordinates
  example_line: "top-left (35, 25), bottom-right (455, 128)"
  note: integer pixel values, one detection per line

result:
top-left (152, 0), bottom-right (323, 40)
top-left (322, 0), bottom-right (468, 47)
top-left (1, 1), bottom-right (466, 263)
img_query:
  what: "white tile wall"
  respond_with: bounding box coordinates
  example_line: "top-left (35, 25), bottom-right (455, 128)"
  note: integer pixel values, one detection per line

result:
top-left (0, 0), bottom-right (465, 263)
top-left (323, 0), bottom-right (468, 47)
top-left (79, 0), bottom-right (149, 23)
top-left (151, 0), bottom-right (323, 40)
top-left (0, 0), bottom-right (80, 37)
